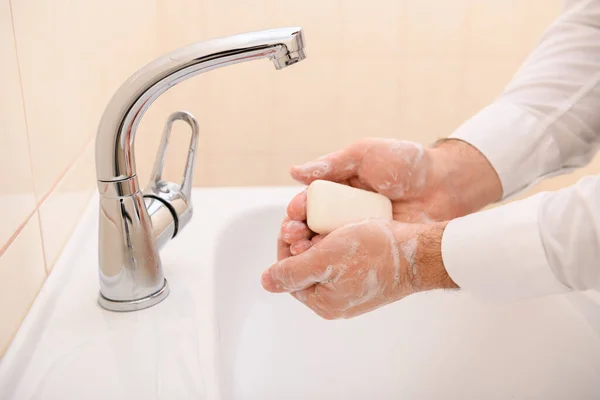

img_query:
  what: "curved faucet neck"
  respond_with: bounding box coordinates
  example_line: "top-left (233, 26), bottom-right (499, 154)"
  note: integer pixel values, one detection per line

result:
top-left (94, 27), bottom-right (305, 182)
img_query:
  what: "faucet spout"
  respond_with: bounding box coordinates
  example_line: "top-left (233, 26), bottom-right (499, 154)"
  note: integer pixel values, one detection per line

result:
top-left (95, 27), bottom-right (305, 182)
top-left (95, 28), bottom-right (306, 311)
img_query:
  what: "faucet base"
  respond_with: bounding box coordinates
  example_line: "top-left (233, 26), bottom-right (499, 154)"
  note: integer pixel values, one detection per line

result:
top-left (98, 279), bottom-right (170, 312)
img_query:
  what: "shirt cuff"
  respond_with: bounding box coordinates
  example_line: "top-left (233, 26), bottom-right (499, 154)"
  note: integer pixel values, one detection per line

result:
top-left (441, 193), bottom-right (571, 301)
top-left (450, 101), bottom-right (559, 199)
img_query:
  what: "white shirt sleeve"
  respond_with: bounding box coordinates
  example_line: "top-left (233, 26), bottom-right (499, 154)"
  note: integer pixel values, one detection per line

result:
top-left (442, 179), bottom-right (600, 300)
top-left (442, 0), bottom-right (600, 300)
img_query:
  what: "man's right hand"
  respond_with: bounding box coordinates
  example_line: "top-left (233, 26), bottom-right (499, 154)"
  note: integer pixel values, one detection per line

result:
top-left (278, 138), bottom-right (502, 259)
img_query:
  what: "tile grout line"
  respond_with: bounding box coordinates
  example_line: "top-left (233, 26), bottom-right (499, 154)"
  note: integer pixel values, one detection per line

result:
top-left (37, 210), bottom-right (51, 275)
top-left (0, 209), bottom-right (37, 258)
top-left (8, 0), bottom-right (47, 274)
top-left (8, 0), bottom-right (36, 203)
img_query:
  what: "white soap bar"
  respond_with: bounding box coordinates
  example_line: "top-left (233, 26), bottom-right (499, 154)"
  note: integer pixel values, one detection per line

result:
top-left (306, 180), bottom-right (393, 235)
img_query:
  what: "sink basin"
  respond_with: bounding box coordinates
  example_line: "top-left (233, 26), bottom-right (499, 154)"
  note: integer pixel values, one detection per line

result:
top-left (1, 187), bottom-right (599, 399)
top-left (212, 193), bottom-right (600, 399)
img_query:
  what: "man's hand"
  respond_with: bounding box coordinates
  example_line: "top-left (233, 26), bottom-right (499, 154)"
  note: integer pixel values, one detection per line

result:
top-left (278, 138), bottom-right (502, 258)
top-left (267, 138), bottom-right (499, 319)
top-left (263, 219), bottom-right (458, 319)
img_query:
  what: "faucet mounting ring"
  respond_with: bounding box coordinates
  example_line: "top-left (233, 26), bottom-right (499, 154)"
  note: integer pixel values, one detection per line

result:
top-left (98, 279), bottom-right (170, 312)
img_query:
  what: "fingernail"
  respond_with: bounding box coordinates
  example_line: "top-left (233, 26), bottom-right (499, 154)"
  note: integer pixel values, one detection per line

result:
top-left (289, 165), bottom-right (306, 179)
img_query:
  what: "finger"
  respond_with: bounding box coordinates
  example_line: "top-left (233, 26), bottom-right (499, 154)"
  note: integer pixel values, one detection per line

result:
top-left (287, 190), bottom-right (307, 221)
top-left (281, 220), bottom-right (312, 245)
top-left (311, 234), bottom-right (324, 245)
top-left (277, 216), bottom-right (292, 261)
top-left (261, 247), bottom-right (329, 293)
top-left (290, 143), bottom-right (362, 185)
top-left (290, 239), bottom-right (313, 255)
top-left (348, 176), bottom-right (373, 192)
top-left (277, 235), bottom-right (292, 261)
top-left (291, 286), bottom-right (334, 320)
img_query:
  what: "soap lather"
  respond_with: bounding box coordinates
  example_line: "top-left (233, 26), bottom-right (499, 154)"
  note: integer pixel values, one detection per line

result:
top-left (306, 180), bottom-right (393, 235)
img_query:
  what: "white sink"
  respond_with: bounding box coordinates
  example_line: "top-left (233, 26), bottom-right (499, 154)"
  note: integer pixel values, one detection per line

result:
top-left (1, 187), bottom-right (600, 399)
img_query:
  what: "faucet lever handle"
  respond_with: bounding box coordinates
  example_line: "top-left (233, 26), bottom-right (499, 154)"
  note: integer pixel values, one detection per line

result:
top-left (145, 111), bottom-right (199, 234)
top-left (147, 111), bottom-right (199, 198)
top-left (178, 111), bottom-right (200, 199)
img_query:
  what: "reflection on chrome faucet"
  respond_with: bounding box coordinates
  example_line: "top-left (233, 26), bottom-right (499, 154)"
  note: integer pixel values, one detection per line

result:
top-left (95, 28), bottom-right (306, 311)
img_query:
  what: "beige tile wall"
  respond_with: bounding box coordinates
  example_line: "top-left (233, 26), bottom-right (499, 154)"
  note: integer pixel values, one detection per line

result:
top-left (0, 0), bottom-right (596, 357)
top-left (154, 0), bottom-right (598, 189)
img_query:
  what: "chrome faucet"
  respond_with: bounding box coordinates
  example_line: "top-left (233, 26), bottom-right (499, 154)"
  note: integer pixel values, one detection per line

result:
top-left (95, 28), bottom-right (306, 311)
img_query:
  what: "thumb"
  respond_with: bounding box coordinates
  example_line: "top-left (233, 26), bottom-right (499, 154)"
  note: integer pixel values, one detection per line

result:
top-left (261, 247), bottom-right (329, 293)
top-left (290, 143), bottom-right (362, 185)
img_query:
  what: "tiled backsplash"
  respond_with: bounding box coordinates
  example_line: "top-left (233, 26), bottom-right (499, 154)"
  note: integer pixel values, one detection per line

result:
top-left (1, 0), bottom-right (598, 357)
top-left (152, 0), bottom-right (570, 188)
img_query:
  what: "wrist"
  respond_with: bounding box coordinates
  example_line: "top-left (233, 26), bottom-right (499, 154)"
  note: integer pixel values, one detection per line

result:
top-left (428, 139), bottom-right (502, 217)
top-left (414, 221), bottom-right (459, 291)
